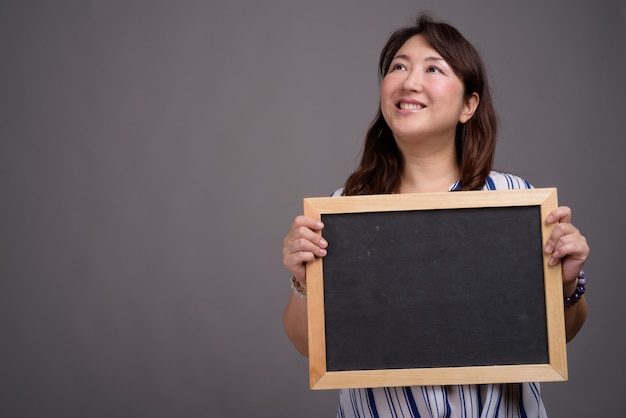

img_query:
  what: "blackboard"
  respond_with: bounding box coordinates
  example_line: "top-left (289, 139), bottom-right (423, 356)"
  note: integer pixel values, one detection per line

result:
top-left (303, 188), bottom-right (567, 389)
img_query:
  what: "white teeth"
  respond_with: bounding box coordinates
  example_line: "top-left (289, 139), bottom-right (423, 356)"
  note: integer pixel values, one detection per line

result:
top-left (399, 102), bottom-right (424, 110)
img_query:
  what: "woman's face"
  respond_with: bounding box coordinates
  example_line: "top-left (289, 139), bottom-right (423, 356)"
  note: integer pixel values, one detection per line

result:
top-left (380, 35), bottom-right (478, 147)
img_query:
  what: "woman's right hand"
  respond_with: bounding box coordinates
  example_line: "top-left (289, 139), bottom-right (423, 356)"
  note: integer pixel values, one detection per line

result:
top-left (282, 215), bottom-right (328, 284)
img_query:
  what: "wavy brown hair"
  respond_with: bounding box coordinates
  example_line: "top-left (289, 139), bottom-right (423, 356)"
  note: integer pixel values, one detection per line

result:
top-left (343, 14), bottom-right (497, 195)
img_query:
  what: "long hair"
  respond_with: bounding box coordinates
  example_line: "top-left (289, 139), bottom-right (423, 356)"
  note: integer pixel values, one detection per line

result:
top-left (343, 14), bottom-right (497, 195)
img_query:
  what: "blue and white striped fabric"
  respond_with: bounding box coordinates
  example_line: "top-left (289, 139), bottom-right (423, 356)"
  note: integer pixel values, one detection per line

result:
top-left (332, 171), bottom-right (532, 197)
top-left (337, 383), bottom-right (546, 418)
top-left (449, 171), bottom-right (532, 192)
top-left (335, 171), bottom-right (547, 418)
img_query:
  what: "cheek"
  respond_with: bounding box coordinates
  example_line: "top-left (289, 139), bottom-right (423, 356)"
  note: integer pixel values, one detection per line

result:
top-left (437, 82), bottom-right (464, 99)
top-left (379, 79), bottom-right (393, 102)
top-left (436, 80), bottom-right (466, 102)
top-left (380, 76), bottom-right (403, 113)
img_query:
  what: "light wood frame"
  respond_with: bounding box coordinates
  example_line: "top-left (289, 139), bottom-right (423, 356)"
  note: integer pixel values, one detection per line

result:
top-left (303, 188), bottom-right (566, 390)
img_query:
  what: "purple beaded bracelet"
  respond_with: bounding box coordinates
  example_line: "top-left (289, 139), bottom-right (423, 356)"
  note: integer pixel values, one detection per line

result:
top-left (564, 271), bottom-right (586, 307)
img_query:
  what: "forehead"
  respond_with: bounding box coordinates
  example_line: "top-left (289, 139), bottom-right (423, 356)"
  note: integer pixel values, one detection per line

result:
top-left (394, 34), bottom-right (441, 59)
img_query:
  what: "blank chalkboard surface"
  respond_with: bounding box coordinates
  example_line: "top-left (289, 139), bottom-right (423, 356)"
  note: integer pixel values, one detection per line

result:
top-left (303, 189), bottom-right (566, 390)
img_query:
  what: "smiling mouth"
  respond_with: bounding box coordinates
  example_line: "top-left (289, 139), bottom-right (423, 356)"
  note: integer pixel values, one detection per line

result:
top-left (397, 102), bottom-right (425, 110)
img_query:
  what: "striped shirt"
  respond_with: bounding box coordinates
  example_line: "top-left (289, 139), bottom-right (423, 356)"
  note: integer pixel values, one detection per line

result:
top-left (334, 172), bottom-right (547, 418)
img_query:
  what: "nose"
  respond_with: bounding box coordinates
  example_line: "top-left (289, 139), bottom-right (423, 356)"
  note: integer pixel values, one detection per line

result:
top-left (401, 70), bottom-right (422, 92)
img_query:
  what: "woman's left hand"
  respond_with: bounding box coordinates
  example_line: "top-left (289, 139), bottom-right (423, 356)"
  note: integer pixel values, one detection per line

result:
top-left (544, 206), bottom-right (589, 294)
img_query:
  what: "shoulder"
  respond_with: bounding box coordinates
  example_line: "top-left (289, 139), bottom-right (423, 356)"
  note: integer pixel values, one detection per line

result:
top-left (331, 188), bottom-right (344, 197)
top-left (482, 171), bottom-right (533, 190)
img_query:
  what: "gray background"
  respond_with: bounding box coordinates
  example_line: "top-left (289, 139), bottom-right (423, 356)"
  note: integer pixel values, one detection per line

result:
top-left (1, 1), bottom-right (624, 417)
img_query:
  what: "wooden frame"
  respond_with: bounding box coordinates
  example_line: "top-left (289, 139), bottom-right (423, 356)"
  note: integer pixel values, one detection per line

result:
top-left (303, 188), bottom-right (566, 390)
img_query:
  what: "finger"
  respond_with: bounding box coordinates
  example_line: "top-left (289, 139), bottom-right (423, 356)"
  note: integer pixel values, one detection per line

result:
top-left (284, 236), bottom-right (328, 258)
top-left (283, 226), bottom-right (328, 278)
top-left (549, 234), bottom-right (589, 266)
top-left (561, 256), bottom-right (589, 285)
top-left (544, 222), bottom-right (579, 254)
top-left (545, 206), bottom-right (572, 224)
top-left (284, 250), bottom-right (317, 278)
top-left (284, 243), bottom-right (327, 283)
top-left (284, 218), bottom-right (328, 250)
top-left (285, 261), bottom-right (308, 285)
top-left (282, 215), bottom-right (328, 282)
top-left (292, 215), bottom-right (324, 232)
top-left (283, 228), bottom-right (328, 256)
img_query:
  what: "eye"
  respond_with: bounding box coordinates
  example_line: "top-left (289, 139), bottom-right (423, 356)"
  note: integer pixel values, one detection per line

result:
top-left (427, 65), bottom-right (442, 73)
top-left (390, 63), bottom-right (407, 72)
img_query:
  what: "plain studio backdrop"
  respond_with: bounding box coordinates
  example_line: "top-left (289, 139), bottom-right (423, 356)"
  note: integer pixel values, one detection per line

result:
top-left (1, 1), bottom-right (624, 417)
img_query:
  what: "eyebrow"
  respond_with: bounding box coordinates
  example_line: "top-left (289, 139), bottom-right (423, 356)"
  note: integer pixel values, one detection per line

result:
top-left (424, 56), bottom-right (445, 63)
top-left (392, 54), bottom-right (446, 63)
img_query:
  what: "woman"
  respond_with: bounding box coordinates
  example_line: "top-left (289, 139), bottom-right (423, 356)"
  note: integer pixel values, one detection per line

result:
top-left (282, 14), bottom-right (588, 417)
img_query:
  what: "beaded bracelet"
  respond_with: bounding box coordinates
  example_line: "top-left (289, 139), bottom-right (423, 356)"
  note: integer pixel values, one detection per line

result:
top-left (290, 276), bottom-right (307, 299)
top-left (564, 270), bottom-right (586, 307)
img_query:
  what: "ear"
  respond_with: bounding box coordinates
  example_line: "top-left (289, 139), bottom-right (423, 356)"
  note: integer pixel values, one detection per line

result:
top-left (459, 92), bottom-right (480, 124)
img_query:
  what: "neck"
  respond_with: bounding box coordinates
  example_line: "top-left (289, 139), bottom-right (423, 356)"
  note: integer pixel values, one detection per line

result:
top-left (397, 141), bottom-right (460, 194)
